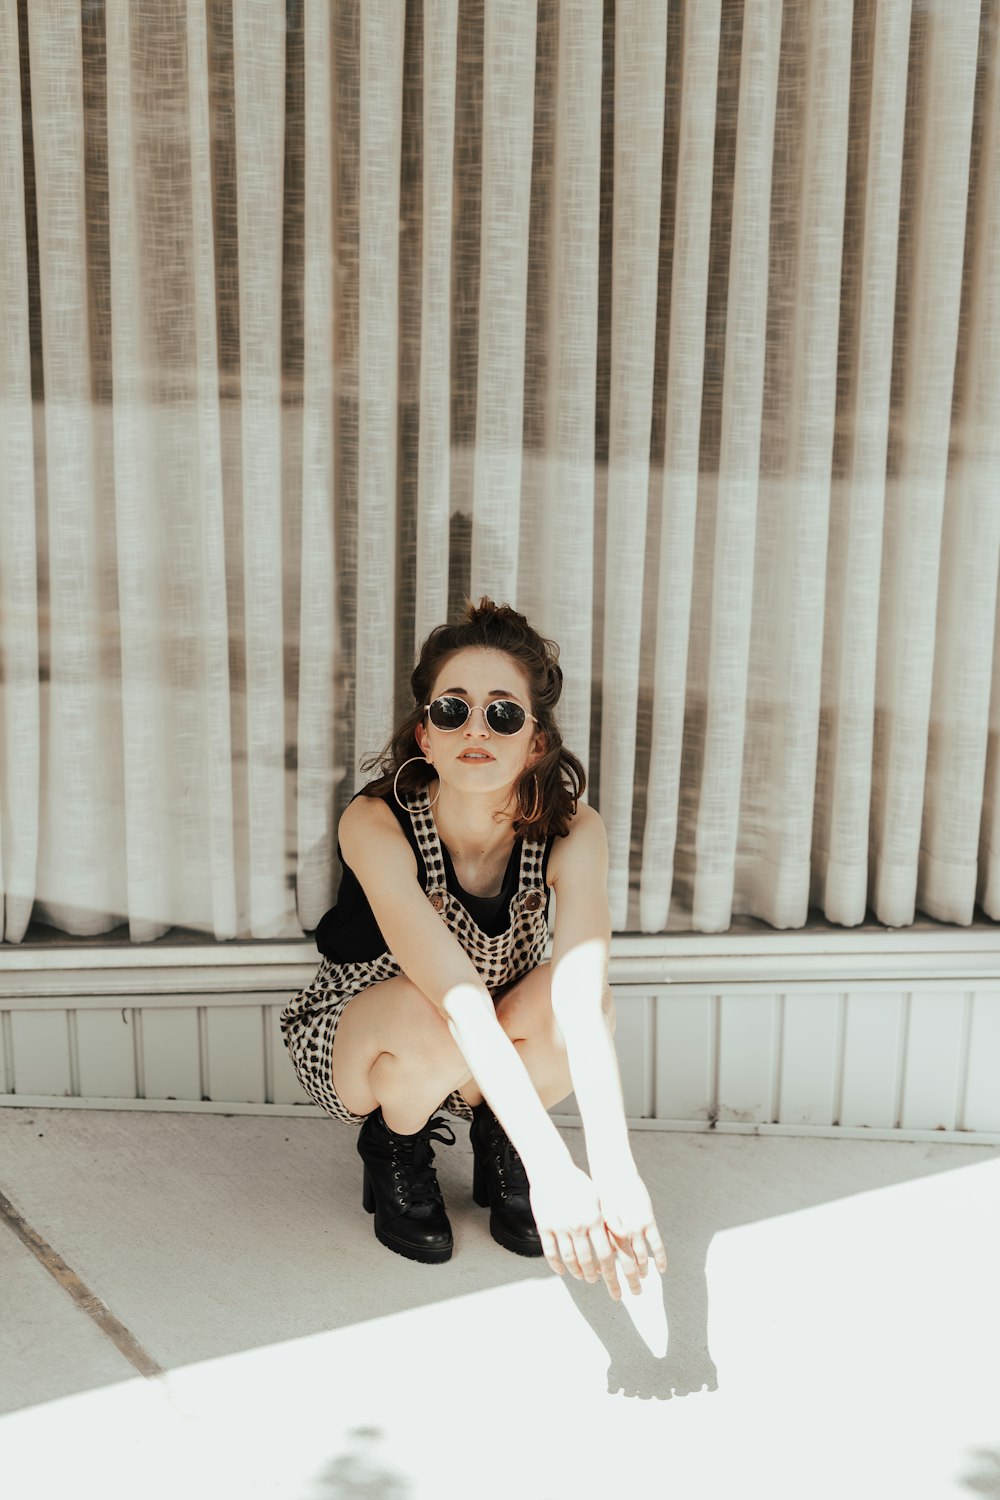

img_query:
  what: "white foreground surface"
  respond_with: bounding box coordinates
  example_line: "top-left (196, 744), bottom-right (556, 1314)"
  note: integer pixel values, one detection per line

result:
top-left (0, 1108), bottom-right (997, 1500)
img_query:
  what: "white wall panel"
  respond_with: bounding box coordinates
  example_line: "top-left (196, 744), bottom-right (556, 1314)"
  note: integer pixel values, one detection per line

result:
top-left (963, 991), bottom-right (1000, 1131)
top-left (778, 993), bottom-right (841, 1126)
top-left (900, 992), bottom-right (966, 1132)
top-left (655, 992), bottom-right (714, 1120)
top-left (205, 1005), bottom-right (266, 1104)
top-left (9, 1009), bottom-right (72, 1097)
top-left (76, 1008), bottom-right (137, 1099)
top-left (268, 1004), bottom-right (312, 1106)
top-left (142, 1007), bottom-right (202, 1101)
top-left (1, 935), bottom-right (999, 1142)
top-left (614, 992), bottom-right (654, 1118)
top-left (717, 994), bottom-right (777, 1124)
top-left (0, 1012), bottom-right (10, 1094)
top-left (840, 991), bottom-right (904, 1129)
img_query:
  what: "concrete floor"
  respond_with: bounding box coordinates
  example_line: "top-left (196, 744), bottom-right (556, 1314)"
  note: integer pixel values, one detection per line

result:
top-left (1, 1107), bottom-right (998, 1500)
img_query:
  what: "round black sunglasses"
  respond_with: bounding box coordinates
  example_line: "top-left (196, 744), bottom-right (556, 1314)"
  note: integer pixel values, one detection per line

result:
top-left (424, 696), bottom-right (538, 736)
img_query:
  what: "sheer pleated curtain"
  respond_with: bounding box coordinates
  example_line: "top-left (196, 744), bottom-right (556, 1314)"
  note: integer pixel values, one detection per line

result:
top-left (1, 0), bottom-right (998, 945)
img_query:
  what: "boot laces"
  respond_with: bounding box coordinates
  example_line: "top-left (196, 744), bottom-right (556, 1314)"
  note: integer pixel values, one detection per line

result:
top-left (490, 1119), bottom-right (529, 1197)
top-left (390, 1116), bottom-right (455, 1209)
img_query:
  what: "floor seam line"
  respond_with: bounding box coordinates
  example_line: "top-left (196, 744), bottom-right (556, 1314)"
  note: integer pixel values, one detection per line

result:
top-left (0, 1185), bottom-right (165, 1380)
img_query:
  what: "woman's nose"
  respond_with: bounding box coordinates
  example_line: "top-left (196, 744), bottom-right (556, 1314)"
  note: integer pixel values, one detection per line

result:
top-left (463, 706), bottom-right (491, 735)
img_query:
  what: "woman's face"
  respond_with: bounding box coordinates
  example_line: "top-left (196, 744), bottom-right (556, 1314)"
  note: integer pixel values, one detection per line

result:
top-left (414, 647), bottom-right (545, 799)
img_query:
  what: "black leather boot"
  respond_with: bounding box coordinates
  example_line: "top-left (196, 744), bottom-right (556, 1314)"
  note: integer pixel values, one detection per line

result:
top-left (470, 1102), bottom-right (543, 1257)
top-left (357, 1109), bottom-right (456, 1264)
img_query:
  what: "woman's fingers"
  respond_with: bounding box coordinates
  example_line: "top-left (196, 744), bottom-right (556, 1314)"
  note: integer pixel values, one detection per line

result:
top-left (646, 1223), bottom-right (668, 1274)
top-left (568, 1220), bottom-right (629, 1298)
top-left (556, 1230), bottom-right (583, 1279)
top-left (630, 1235), bottom-right (649, 1277)
top-left (588, 1222), bottom-right (622, 1300)
top-left (540, 1228), bottom-right (565, 1276)
top-left (610, 1234), bottom-right (644, 1296)
top-left (531, 1165), bottom-right (665, 1300)
top-left (572, 1232), bottom-right (601, 1283)
top-left (545, 1223), bottom-right (656, 1302)
top-left (612, 1223), bottom-right (668, 1293)
top-left (547, 1220), bottom-right (620, 1295)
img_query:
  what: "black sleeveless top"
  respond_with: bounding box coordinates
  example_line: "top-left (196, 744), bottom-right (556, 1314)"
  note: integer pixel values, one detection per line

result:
top-left (315, 791), bottom-right (556, 963)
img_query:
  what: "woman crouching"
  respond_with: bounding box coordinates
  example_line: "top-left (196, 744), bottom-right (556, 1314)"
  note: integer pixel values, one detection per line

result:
top-left (281, 599), bottom-right (666, 1300)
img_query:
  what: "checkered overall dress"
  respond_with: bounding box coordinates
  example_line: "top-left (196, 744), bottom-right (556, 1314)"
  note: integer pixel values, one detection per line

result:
top-left (280, 787), bottom-right (551, 1124)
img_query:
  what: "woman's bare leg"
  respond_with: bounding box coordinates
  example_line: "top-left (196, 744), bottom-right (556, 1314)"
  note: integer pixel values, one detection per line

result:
top-left (491, 961), bottom-right (615, 1110)
top-left (331, 962), bottom-right (609, 1133)
top-left (332, 974), bottom-right (473, 1134)
top-left (490, 964), bottom-right (572, 1109)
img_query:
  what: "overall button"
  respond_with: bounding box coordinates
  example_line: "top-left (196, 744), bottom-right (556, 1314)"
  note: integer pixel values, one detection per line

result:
top-left (428, 890), bottom-right (446, 912)
top-left (522, 889), bottom-right (544, 912)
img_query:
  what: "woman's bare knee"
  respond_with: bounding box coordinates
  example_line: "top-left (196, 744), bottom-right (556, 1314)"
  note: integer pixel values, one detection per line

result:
top-left (494, 962), bottom-right (554, 1041)
top-left (491, 965), bottom-right (573, 1105)
top-left (332, 974), bottom-right (469, 1128)
top-left (496, 965), bottom-right (614, 1042)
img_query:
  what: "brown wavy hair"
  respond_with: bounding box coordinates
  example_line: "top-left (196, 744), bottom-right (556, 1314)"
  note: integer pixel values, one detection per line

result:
top-left (359, 598), bottom-right (585, 838)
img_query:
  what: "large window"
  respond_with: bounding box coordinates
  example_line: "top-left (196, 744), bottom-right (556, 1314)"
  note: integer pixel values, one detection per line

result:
top-left (1, 0), bottom-right (999, 944)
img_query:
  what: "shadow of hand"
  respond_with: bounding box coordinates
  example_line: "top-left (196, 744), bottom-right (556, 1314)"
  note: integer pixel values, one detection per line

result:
top-left (606, 1344), bottom-right (718, 1401)
top-left (561, 1250), bottom-right (718, 1402)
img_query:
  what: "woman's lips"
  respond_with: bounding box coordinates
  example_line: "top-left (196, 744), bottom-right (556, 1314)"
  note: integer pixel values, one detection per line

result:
top-left (457, 752), bottom-right (495, 761)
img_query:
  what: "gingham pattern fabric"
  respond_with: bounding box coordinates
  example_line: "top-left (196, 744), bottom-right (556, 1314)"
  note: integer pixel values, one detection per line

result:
top-left (280, 788), bottom-right (551, 1124)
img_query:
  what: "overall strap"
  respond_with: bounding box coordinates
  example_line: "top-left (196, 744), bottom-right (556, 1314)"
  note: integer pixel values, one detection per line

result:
top-left (516, 828), bottom-right (548, 914)
top-left (406, 787), bottom-right (449, 904)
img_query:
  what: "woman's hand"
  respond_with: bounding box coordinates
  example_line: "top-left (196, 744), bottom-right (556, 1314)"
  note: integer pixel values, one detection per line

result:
top-left (595, 1167), bottom-right (668, 1294)
top-left (530, 1162), bottom-right (630, 1301)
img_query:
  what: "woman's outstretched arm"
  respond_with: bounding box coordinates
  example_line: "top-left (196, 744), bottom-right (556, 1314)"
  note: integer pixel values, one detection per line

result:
top-left (547, 805), bottom-right (668, 1284)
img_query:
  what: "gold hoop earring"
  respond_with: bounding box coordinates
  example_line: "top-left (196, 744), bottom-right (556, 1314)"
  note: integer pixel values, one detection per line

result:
top-left (521, 773), bottom-right (543, 825)
top-left (393, 756), bottom-right (440, 811)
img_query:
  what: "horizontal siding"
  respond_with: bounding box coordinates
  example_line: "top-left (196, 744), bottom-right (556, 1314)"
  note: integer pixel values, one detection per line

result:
top-left (142, 1007), bottom-right (202, 1102)
top-left (615, 992), bottom-right (655, 1117)
top-left (0, 946), bottom-right (997, 1142)
top-left (840, 991), bottom-right (904, 1129)
top-left (205, 1005), bottom-right (266, 1105)
top-left (964, 991), bottom-right (1000, 1131)
top-left (901, 992), bottom-right (967, 1132)
top-left (654, 992), bottom-right (715, 1121)
top-left (10, 1009), bottom-right (72, 1098)
top-left (76, 1008), bottom-right (138, 1100)
top-left (778, 992), bottom-right (841, 1128)
top-left (717, 993), bottom-right (777, 1125)
top-left (0, 1009), bottom-right (10, 1094)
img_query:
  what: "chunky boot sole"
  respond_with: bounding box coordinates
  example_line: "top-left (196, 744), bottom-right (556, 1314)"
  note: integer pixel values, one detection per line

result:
top-left (472, 1157), bottom-right (544, 1258)
top-left (362, 1168), bottom-right (453, 1265)
top-left (487, 1215), bottom-right (544, 1258)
